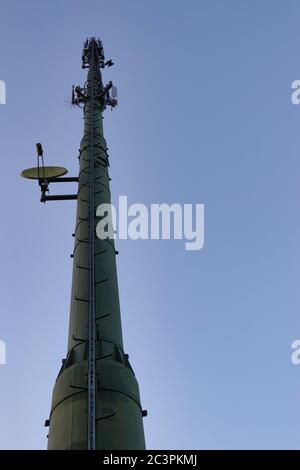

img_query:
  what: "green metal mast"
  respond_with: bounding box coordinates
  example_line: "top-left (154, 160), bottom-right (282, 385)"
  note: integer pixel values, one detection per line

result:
top-left (45, 38), bottom-right (146, 450)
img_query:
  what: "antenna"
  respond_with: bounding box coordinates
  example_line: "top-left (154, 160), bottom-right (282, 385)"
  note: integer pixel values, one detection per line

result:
top-left (111, 85), bottom-right (117, 99)
top-left (22, 38), bottom-right (146, 451)
top-left (21, 144), bottom-right (78, 202)
top-left (21, 166), bottom-right (68, 180)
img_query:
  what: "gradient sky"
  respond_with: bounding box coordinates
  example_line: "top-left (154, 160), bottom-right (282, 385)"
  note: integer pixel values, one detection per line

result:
top-left (0, 0), bottom-right (300, 450)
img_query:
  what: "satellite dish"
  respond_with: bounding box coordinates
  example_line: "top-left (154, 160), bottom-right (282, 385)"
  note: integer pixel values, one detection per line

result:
top-left (21, 166), bottom-right (68, 180)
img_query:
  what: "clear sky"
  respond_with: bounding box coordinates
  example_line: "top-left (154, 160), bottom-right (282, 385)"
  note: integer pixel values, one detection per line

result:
top-left (0, 0), bottom-right (300, 450)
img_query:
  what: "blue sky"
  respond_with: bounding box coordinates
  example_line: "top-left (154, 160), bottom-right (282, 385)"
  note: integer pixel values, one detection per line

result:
top-left (0, 0), bottom-right (300, 449)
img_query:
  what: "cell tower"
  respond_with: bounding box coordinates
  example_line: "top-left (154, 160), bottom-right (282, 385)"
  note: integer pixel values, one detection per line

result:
top-left (21, 38), bottom-right (146, 450)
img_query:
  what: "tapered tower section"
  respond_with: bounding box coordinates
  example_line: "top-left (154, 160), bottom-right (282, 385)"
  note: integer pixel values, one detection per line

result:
top-left (46, 38), bottom-right (146, 450)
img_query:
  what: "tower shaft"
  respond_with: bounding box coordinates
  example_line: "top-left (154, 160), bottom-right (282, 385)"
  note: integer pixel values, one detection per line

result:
top-left (47, 38), bottom-right (146, 450)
